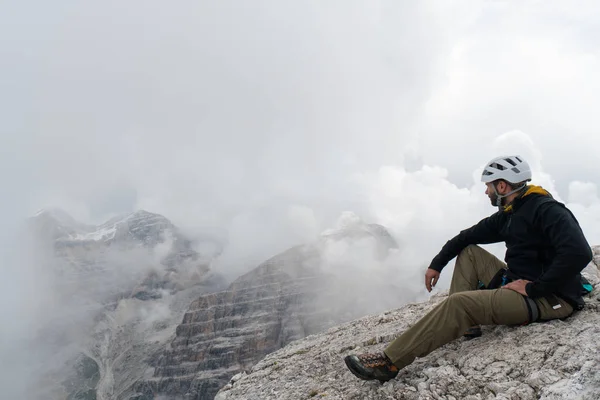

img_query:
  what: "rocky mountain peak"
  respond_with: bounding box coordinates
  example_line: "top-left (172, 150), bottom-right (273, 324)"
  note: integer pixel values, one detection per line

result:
top-left (33, 207), bottom-right (85, 226)
top-left (120, 209), bottom-right (172, 226)
top-left (111, 210), bottom-right (175, 247)
top-left (29, 207), bottom-right (218, 296)
top-left (318, 212), bottom-right (398, 261)
top-left (129, 215), bottom-right (401, 400)
top-left (30, 208), bottom-right (94, 240)
top-left (320, 212), bottom-right (392, 239)
top-left (30, 208), bottom-right (179, 248)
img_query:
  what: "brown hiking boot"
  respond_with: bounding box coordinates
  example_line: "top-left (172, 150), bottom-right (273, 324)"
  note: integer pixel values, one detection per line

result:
top-left (344, 352), bottom-right (399, 383)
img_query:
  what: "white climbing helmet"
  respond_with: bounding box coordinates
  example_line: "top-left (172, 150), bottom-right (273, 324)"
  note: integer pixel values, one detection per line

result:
top-left (481, 155), bottom-right (532, 184)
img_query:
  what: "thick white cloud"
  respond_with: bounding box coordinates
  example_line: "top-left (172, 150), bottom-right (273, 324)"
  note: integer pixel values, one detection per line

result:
top-left (419, 1), bottom-right (600, 192)
top-left (568, 181), bottom-right (600, 208)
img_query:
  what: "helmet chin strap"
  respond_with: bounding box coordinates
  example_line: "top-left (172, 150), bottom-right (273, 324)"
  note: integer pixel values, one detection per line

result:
top-left (492, 183), bottom-right (527, 208)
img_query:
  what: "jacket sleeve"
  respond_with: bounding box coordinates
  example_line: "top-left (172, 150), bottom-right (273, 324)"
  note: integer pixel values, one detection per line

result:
top-left (525, 203), bottom-right (593, 298)
top-left (429, 211), bottom-right (505, 272)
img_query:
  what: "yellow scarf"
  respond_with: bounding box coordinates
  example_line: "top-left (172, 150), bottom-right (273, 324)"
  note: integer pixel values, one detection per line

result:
top-left (503, 185), bottom-right (550, 213)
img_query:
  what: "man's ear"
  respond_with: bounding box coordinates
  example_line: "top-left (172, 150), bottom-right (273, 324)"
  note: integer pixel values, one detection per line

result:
top-left (497, 180), bottom-right (507, 193)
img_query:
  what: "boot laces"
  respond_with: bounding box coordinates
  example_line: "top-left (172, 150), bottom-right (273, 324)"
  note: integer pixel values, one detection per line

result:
top-left (358, 353), bottom-right (397, 370)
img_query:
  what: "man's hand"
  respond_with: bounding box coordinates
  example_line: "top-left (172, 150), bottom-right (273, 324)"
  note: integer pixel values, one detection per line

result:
top-left (425, 268), bottom-right (440, 292)
top-left (502, 279), bottom-right (531, 296)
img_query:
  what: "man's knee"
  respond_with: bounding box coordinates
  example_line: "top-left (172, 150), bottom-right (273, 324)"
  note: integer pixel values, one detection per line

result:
top-left (457, 244), bottom-right (480, 259)
top-left (443, 292), bottom-right (482, 321)
top-left (465, 244), bottom-right (483, 255)
top-left (536, 297), bottom-right (574, 321)
top-left (447, 292), bottom-right (473, 306)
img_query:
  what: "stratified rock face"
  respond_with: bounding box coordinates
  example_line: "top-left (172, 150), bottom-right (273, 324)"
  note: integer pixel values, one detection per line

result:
top-left (130, 222), bottom-right (399, 400)
top-left (215, 259), bottom-right (600, 400)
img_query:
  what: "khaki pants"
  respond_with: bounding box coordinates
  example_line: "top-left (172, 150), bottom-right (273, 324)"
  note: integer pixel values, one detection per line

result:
top-left (384, 245), bottom-right (574, 369)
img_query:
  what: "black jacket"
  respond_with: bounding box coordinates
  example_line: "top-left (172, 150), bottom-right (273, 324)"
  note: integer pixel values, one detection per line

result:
top-left (429, 186), bottom-right (593, 309)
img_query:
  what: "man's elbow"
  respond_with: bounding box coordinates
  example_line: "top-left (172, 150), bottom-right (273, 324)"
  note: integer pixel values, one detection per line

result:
top-left (571, 245), bottom-right (593, 271)
top-left (585, 245), bottom-right (594, 263)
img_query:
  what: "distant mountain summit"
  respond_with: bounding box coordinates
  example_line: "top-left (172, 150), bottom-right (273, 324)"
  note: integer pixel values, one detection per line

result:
top-left (31, 207), bottom-right (95, 240)
top-left (29, 208), bottom-right (223, 276)
top-left (130, 212), bottom-right (401, 400)
top-left (33, 209), bottom-right (181, 247)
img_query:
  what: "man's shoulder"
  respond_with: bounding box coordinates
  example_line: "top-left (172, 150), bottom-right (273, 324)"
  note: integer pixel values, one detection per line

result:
top-left (523, 193), bottom-right (562, 208)
top-left (514, 194), bottom-right (563, 219)
top-left (529, 194), bottom-right (575, 220)
top-left (533, 194), bottom-right (560, 206)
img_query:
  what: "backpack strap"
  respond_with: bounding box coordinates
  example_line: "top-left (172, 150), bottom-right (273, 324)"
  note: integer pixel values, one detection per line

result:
top-left (523, 296), bottom-right (540, 323)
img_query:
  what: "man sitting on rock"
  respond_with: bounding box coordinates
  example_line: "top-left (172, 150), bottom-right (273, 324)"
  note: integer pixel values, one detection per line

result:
top-left (344, 155), bottom-right (593, 383)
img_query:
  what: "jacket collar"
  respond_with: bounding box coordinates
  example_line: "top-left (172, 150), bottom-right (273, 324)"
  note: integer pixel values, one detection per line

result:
top-left (502, 185), bottom-right (552, 213)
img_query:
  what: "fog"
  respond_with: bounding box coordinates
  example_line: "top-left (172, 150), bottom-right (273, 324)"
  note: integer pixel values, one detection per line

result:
top-left (2, 1), bottom-right (600, 398)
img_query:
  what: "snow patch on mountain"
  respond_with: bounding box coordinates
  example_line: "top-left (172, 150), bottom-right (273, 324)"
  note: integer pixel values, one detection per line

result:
top-left (69, 225), bottom-right (118, 242)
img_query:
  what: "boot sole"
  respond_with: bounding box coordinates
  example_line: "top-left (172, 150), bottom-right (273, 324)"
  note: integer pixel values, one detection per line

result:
top-left (344, 356), bottom-right (374, 381)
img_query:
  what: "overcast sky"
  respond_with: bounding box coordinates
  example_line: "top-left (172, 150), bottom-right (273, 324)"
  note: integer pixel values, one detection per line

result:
top-left (2, 0), bottom-right (600, 259)
top-left (2, 1), bottom-right (599, 222)
top-left (1, 2), bottom-right (600, 265)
